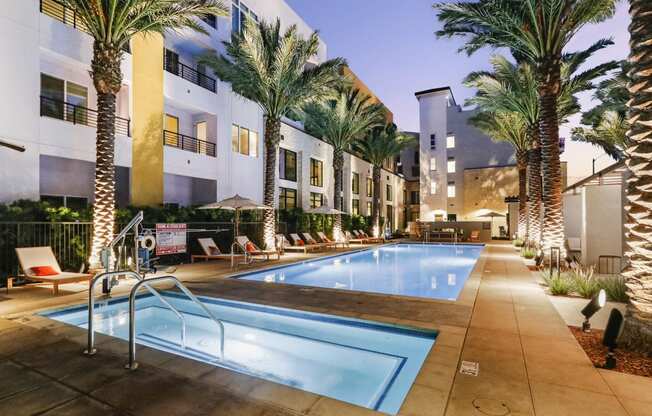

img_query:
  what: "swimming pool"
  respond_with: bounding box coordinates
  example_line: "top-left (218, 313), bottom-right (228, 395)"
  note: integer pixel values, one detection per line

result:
top-left (43, 294), bottom-right (436, 414)
top-left (239, 243), bottom-right (483, 300)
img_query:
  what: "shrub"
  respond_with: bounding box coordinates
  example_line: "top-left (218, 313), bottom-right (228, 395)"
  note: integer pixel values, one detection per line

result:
top-left (521, 248), bottom-right (536, 259)
top-left (542, 272), bottom-right (574, 296)
top-left (513, 238), bottom-right (524, 247)
top-left (569, 265), bottom-right (601, 298)
top-left (599, 275), bottom-right (629, 303)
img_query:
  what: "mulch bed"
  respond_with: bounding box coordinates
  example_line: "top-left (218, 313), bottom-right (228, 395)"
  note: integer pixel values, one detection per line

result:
top-left (570, 326), bottom-right (652, 378)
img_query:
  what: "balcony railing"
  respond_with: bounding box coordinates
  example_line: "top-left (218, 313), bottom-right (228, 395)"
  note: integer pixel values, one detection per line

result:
top-left (40, 96), bottom-right (131, 137)
top-left (163, 130), bottom-right (216, 157)
top-left (164, 54), bottom-right (217, 93)
top-left (40, 0), bottom-right (130, 53)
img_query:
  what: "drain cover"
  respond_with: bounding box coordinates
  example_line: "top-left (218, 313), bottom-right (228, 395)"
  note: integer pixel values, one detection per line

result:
top-left (472, 398), bottom-right (510, 416)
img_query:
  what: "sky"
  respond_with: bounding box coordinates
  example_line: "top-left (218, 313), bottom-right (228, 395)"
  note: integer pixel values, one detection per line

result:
top-left (285, 0), bottom-right (631, 185)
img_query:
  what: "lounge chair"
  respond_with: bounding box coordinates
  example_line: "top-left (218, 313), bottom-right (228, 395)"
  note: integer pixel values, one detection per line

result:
top-left (469, 230), bottom-right (481, 242)
top-left (345, 231), bottom-right (366, 245)
top-left (191, 238), bottom-right (244, 263)
top-left (235, 236), bottom-right (280, 263)
top-left (317, 231), bottom-right (348, 248)
top-left (357, 230), bottom-right (384, 243)
top-left (289, 233), bottom-right (323, 253)
top-left (12, 247), bottom-right (92, 295)
top-left (276, 234), bottom-right (308, 253)
top-left (302, 233), bottom-right (332, 250)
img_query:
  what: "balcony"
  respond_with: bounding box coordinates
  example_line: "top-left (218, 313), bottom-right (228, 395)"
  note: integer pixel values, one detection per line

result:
top-left (164, 54), bottom-right (217, 93)
top-left (40, 96), bottom-right (131, 137)
top-left (163, 130), bottom-right (216, 157)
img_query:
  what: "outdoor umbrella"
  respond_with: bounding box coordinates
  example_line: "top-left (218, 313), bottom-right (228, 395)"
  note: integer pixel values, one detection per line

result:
top-left (478, 210), bottom-right (505, 238)
top-left (305, 205), bottom-right (347, 241)
top-left (199, 194), bottom-right (272, 237)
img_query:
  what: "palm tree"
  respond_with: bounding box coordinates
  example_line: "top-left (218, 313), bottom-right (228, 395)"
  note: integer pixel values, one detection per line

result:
top-left (60, 0), bottom-right (229, 265)
top-left (464, 50), bottom-right (617, 245)
top-left (201, 19), bottom-right (344, 248)
top-left (304, 87), bottom-right (385, 240)
top-left (468, 111), bottom-right (530, 239)
top-left (436, 0), bottom-right (617, 255)
top-left (620, 0), bottom-right (652, 354)
top-left (355, 124), bottom-right (414, 237)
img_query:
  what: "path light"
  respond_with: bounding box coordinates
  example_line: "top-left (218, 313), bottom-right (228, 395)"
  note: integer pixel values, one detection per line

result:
top-left (581, 289), bottom-right (607, 332)
top-left (600, 309), bottom-right (624, 369)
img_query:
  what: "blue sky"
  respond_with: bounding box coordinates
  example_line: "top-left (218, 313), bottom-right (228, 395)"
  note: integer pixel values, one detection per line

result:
top-left (286, 0), bottom-right (631, 183)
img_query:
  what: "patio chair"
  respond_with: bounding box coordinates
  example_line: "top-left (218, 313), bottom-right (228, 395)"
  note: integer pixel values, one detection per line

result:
top-left (469, 230), bottom-right (481, 242)
top-left (191, 238), bottom-right (244, 263)
top-left (235, 236), bottom-right (280, 263)
top-left (317, 231), bottom-right (348, 248)
top-left (302, 232), bottom-right (332, 250)
top-left (276, 234), bottom-right (308, 253)
top-left (13, 247), bottom-right (92, 295)
top-left (289, 234), bottom-right (322, 253)
top-left (357, 230), bottom-right (384, 243)
top-left (345, 231), bottom-right (366, 245)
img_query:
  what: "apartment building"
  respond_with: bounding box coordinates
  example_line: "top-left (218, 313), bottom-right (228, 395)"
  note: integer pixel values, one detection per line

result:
top-left (414, 87), bottom-right (518, 231)
top-left (0, 0), bottom-right (405, 230)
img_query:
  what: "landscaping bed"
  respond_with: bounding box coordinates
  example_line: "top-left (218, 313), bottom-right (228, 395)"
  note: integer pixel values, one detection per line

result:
top-left (570, 326), bottom-right (652, 378)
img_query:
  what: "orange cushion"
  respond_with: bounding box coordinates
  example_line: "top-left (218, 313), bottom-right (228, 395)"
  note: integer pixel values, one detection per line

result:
top-left (30, 266), bottom-right (58, 276)
top-left (208, 247), bottom-right (221, 255)
top-left (245, 241), bottom-right (256, 253)
top-left (296, 240), bottom-right (305, 246)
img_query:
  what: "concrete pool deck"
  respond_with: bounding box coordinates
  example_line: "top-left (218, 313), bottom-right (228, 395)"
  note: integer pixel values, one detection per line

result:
top-left (0, 242), bottom-right (650, 415)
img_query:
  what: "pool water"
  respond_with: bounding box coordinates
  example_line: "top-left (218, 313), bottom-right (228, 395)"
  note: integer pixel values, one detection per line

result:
top-left (239, 243), bottom-right (483, 300)
top-left (43, 294), bottom-right (436, 414)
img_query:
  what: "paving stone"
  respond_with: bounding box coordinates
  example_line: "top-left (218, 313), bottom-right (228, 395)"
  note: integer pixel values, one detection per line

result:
top-left (0, 381), bottom-right (80, 416)
top-left (40, 396), bottom-right (121, 416)
top-left (0, 360), bottom-right (51, 399)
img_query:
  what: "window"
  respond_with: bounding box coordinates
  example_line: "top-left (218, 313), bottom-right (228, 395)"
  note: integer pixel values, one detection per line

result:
top-left (366, 177), bottom-right (373, 197)
top-left (386, 184), bottom-right (392, 201)
top-left (430, 157), bottom-right (437, 171)
top-left (195, 121), bottom-right (207, 142)
top-left (447, 213), bottom-right (457, 221)
top-left (40, 74), bottom-right (88, 124)
top-left (413, 151), bottom-right (419, 164)
top-left (431, 181), bottom-right (437, 194)
top-left (447, 135), bottom-right (456, 149)
top-left (279, 188), bottom-right (296, 210)
top-left (165, 114), bottom-right (179, 146)
top-left (430, 134), bottom-right (436, 150)
top-left (447, 157), bottom-right (456, 173)
top-left (366, 201), bottom-right (373, 215)
top-left (232, 0), bottom-right (258, 34)
top-left (386, 205), bottom-right (394, 230)
top-left (41, 195), bottom-right (88, 209)
top-left (164, 49), bottom-right (179, 74)
top-left (352, 199), bottom-right (360, 216)
top-left (310, 192), bottom-right (323, 208)
top-left (410, 191), bottom-right (420, 205)
top-left (352, 172), bottom-right (360, 195)
top-left (447, 182), bottom-right (456, 198)
top-left (201, 14), bottom-right (217, 29)
top-left (279, 148), bottom-right (297, 182)
top-left (310, 158), bottom-right (323, 187)
top-left (232, 124), bottom-right (258, 157)
top-left (411, 166), bottom-right (419, 177)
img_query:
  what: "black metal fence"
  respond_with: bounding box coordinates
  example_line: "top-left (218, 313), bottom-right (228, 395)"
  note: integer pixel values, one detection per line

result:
top-left (41, 96), bottom-right (131, 137)
top-left (164, 54), bottom-right (217, 93)
top-left (163, 130), bottom-right (216, 157)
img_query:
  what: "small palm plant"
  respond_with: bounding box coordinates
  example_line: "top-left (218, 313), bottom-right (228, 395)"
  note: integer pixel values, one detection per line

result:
top-left (60, 0), bottom-right (229, 265)
top-left (355, 124), bottom-right (414, 237)
top-left (201, 19), bottom-right (344, 248)
top-left (304, 86), bottom-right (386, 240)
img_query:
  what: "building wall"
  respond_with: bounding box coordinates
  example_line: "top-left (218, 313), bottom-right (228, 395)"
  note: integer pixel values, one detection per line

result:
top-left (462, 166), bottom-right (518, 219)
top-left (582, 185), bottom-right (623, 267)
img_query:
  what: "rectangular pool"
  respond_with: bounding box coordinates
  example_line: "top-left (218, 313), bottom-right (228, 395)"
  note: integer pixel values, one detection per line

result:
top-left (43, 294), bottom-right (436, 414)
top-left (238, 243), bottom-right (483, 300)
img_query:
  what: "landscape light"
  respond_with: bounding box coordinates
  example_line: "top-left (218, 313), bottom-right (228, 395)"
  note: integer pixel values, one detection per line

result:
top-left (581, 289), bottom-right (607, 332)
top-left (600, 308), bottom-right (624, 369)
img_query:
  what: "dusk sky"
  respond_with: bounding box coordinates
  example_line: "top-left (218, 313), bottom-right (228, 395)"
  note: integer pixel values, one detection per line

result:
top-left (286, 0), bottom-right (631, 184)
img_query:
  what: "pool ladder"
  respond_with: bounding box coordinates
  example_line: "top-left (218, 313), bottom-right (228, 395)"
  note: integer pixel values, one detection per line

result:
top-left (85, 271), bottom-right (225, 370)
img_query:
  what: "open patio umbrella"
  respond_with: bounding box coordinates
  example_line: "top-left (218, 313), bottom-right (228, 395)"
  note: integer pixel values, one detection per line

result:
top-left (478, 210), bottom-right (505, 238)
top-left (305, 206), bottom-right (346, 215)
top-left (199, 194), bottom-right (272, 237)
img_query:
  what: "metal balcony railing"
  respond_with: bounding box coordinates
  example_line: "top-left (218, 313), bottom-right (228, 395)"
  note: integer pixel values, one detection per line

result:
top-left (164, 53), bottom-right (217, 93)
top-left (163, 130), bottom-right (216, 157)
top-left (40, 96), bottom-right (131, 137)
top-left (39, 0), bottom-right (130, 53)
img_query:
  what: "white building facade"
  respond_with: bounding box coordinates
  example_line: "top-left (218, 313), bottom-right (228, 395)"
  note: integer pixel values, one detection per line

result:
top-left (0, 0), bottom-right (405, 229)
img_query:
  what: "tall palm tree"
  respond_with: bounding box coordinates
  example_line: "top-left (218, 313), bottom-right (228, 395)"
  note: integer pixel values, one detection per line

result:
top-left (60, 0), bottom-right (229, 265)
top-left (468, 111), bottom-right (530, 239)
top-left (620, 0), bottom-right (652, 354)
top-left (355, 124), bottom-right (414, 237)
top-left (201, 19), bottom-right (344, 248)
top-left (304, 87), bottom-right (385, 240)
top-left (436, 0), bottom-right (617, 254)
top-left (464, 50), bottom-right (617, 244)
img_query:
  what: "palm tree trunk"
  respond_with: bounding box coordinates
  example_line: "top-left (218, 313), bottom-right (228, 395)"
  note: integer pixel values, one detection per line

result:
top-left (516, 150), bottom-right (528, 240)
top-left (333, 149), bottom-right (344, 241)
top-left (372, 165), bottom-right (381, 237)
top-left (527, 129), bottom-right (542, 246)
top-left (619, 0), bottom-right (652, 354)
top-left (263, 117), bottom-right (281, 249)
top-left (538, 64), bottom-right (565, 257)
top-left (89, 43), bottom-right (122, 266)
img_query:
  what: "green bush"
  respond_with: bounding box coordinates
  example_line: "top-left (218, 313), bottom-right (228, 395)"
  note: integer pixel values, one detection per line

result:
top-left (542, 272), bottom-right (574, 296)
top-left (513, 238), bottom-right (524, 247)
top-left (569, 266), bottom-right (601, 298)
top-left (599, 275), bottom-right (629, 302)
top-left (521, 248), bottom-right (536, 259)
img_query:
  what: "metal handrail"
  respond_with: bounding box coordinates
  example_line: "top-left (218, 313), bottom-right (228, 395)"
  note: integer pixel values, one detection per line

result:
top-left (163, 130), bottom-right (216, 157)
top-left (163, 52), bottom-right (217, 92)
top-left (84, 270), bottom-right (187, 355)
top-left (40, 96), bottom-right (131, 137)
top-left (126, 275), bottom-right (225, 370)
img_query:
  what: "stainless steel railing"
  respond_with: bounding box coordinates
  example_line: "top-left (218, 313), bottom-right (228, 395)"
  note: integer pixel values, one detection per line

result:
top-left (126, 275), bottom-right (225, 370)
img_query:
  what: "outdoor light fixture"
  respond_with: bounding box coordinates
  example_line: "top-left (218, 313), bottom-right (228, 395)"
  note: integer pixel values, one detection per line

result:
top-left (581, 289), bottom-right (607, 332)
top-left (600, 308), bottom-right (624, 369)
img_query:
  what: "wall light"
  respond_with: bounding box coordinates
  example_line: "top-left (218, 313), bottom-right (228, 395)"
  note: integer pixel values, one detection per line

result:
top-left (581, 289), bottom-right (606, 332)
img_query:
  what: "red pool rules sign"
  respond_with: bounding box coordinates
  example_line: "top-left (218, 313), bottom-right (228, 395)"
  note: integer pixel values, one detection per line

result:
top-left (155, 223), bottom-right (187, 255)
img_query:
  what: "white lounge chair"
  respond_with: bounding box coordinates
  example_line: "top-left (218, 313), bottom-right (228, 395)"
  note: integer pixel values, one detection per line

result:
top-left (191, 238), bottom-right (244, 263)
top-left (235, 236), bottom-right (280, 262)
top-left (357, 230), bottom-right (384, 243)
top-left (345, 231), bottom-right (366, 245)
top-left (13, 247), bottom-right (92, 295)
top-left (289, 233), bottom-right (322, 253)
top-left (276, 234), bottom-right (307, 253)
top-left (317, 231), bottom-right (348, 248)
top-left (302, 232), bottom-right (332, 250)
